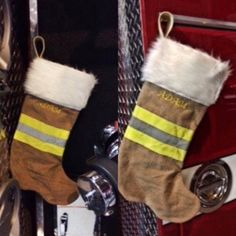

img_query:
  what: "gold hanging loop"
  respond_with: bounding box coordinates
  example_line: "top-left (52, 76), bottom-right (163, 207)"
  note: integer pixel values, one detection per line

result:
top-left (33, 35), bottom-right (46, 58)
top-left (158, 11), bottom-right (174, 37)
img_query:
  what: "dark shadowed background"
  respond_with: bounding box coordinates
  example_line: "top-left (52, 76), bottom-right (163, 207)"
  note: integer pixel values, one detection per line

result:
top-left (37, 0), bottom-right (119, 235)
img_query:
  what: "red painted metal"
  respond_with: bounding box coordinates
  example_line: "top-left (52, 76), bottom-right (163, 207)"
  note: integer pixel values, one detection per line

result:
top-left (140, 1), bottom-right (236, 235)
top-left (140, 0), bottom-right (236, 51)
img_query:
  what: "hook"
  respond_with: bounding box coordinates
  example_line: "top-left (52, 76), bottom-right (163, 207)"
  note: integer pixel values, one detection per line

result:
top-left (158, 11), bottom-right (174, 37)
top-left (33, 36), bottom-right (45, 58)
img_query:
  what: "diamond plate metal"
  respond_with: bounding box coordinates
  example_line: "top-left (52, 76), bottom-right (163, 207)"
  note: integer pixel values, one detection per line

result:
top-left (118, 0), bottom-right (158, 235)
top-left (118, 0), bottom-right (142, 138)
top-left (1, 0), bottom-right (27, 143)
top-left (0, 0), bottom-right (31, 235)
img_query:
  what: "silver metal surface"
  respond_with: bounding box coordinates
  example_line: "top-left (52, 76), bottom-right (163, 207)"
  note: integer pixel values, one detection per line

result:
top-left (0, 179), bottom-right (21, 236)
top-left (191, 160), bottom-right (232, 213)
top-left (106, 139), bottom-right (119, 160)
top-left (29, 0), bottom-right (38, 39)
top-left (77, 171), bottom-right (116, 216)
top-left (59, 213), bottom-right (68, 236)
top-left (101, 125), bottom-right (117, 145)
top-left (173, 14), bottom-right (236, 30)
top-left (0, 0), bottom-right (30, 232)
top-left (0, 0), bottom-right (11, 71)
top-left (30, 1), bottom-right (44, 235)
top-left (95, 124), bottom-right (118, 160)
top-left (29, 0), bottom-right (39, 60)
top-left (36, 194), bottom-right (44, 236)
top-left (118, 0), bottom-right (158, 235)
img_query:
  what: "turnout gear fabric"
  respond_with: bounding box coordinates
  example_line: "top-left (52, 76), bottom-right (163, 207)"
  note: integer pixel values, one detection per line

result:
top-left (124, 83), bottom-right (206, 162)
top-left (118, 12), bottom-right (230, 223)
top-left (10, 55), bottom-right (96, 205)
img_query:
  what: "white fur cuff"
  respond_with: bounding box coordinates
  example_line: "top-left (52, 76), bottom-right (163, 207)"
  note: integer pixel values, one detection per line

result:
top-left (24, 58), bottom-right (97, 110)
top-left (142, 37), bottom-right (230, 106)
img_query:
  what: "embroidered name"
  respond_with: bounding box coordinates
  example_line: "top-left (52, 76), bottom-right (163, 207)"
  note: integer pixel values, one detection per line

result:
top-left (37, 101), bottom-right (61, 114)
top-left (157, 90), bottom-right (189, 109)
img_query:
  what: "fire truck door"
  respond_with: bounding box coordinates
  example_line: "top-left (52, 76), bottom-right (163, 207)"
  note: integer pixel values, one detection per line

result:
top-left (140, 1), bottom-right (236, 235)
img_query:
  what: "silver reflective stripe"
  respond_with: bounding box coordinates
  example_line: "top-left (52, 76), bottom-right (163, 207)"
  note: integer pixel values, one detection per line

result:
top-left (17, 123), bottom-right (66, 147)
top-left (129, 117), bottom-right (189, 150)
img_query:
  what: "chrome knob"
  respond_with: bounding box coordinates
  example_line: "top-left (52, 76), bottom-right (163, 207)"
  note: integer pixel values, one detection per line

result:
top-left (77, 171), bottom-right (116, 216)
top-left (191, 160), bottom-right (232, 213)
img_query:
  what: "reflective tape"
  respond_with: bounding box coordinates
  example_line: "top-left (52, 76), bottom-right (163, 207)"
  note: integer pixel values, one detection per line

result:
top-left (124, 126), bottom-right (186, 162)
top-left (14, 113), bottom-right (70, 157)
top-left (19, 114), bottom-right (69, 140)
top-left (17, 123), bottom-right (66, 147)
top-left (129, 117), bottom-right (189, 150)
top-left (14, 130), bottom-right (64, 157)
top-left (133, 105), bottom-right (193, 141)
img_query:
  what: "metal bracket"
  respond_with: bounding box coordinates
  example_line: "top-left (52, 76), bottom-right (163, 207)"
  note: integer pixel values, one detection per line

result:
top-left (172, 14), bottom-right (236, 31)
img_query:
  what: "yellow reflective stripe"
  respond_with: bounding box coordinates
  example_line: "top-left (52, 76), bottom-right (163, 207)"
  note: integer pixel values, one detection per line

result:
top-left (124, 126), bottom-right (186, 162)
top-left (133, 105), bottom-right (193, 141)
top-left (0, 130), bottom-right (5, 140)
top-left (14, 130), bottom-right (64, 157)
top-left (19, 114), bottom-right (69, 140)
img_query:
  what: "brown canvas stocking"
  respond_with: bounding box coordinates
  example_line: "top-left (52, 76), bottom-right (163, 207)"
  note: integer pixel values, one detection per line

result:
top-left (118, 13), bottom-right (230, 223)
top-left (10, 56), bottom-right (96, 205)
top-left (119, 83), bottom-right (207, 223)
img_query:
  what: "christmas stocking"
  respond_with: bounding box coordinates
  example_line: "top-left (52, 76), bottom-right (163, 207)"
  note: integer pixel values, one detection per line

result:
top-left (10, 54), bottom-right (96, 205)
top-left (118, 12), bottom-right (230, 223)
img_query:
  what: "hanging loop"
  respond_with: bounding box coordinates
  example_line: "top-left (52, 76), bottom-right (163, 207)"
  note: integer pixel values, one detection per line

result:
top-left (158, 11), bottom-right (174, 37)
top-left (33, 35), bottom-right (45, 58)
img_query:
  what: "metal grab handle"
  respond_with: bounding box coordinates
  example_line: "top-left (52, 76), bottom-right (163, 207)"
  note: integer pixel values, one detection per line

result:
top-left (163, 14), bottom-right (236, 31)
